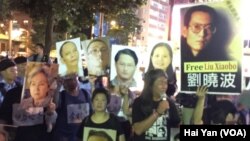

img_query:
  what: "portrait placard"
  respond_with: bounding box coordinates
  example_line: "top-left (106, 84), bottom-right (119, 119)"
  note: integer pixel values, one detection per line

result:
top-left (81, 37), bottom-right (110, 77)
top-left (56, 37), bottom-right (83, 77)
top-left (179, 1), bottom-right (242, 94)
top-left (110, 45), bottom-right (141, 88)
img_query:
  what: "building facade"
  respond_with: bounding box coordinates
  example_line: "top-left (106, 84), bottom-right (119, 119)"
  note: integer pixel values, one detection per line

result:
top-left (136, 0), bottom-right (172, 47)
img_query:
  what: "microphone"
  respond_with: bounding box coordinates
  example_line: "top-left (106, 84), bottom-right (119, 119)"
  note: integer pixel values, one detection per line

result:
top-left (161, 93), bottom-right (169, 118)
top-left (161, 93), bottom-right (167, 101)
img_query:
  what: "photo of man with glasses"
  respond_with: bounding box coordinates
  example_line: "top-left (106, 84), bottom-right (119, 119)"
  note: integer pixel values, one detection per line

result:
top-left (181, 5), bottom-right (222, 61)
top-left (111, 47), bottom-right (138, 87)
top-left (85, 38), bottom-right (110, 76)
top-left (180, 4), bottom-right (242, 93)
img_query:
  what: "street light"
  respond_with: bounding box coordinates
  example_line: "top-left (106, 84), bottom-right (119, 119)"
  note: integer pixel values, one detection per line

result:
top-left (110, 20), bottom-right (119, 30)
top-left (11, 29), bottom-right (22, 39)
top-left (110, 20), bottom-right (116, 27)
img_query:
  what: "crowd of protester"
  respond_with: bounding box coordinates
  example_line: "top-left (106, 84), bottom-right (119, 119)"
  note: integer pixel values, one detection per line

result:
top-left (0, 40), bottom-right (249, 141)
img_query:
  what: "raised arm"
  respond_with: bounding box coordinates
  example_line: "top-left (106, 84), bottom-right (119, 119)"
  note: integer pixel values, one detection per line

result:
top-left (193, 86), bottom-right (208, 124)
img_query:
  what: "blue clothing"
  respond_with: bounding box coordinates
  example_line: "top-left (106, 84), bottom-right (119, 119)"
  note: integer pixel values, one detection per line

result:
top-left (28, 54), bottom-right (43, 62)
top-left (27, 54), bottom-right (52, 63)
top-left (79, 80), bottom-right (92, 94)
top-left (16, 76), bottom-right (24, 85)
top-left (53, 89), bottom-right (92, 141)
top-left (0, 79), bottom-right (20, 107)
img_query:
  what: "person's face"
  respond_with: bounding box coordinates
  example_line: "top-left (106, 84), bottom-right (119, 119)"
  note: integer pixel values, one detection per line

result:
top-left (63, 76), bottom-right (78, 91)
top-left (153, 76), bottom-right (168, 97)
top-left (88, 41), bottom-right (108, 58)
top-left (30, 72), bottom-right (49, 101)
top-left (36, 47), bottom-right (43, 55)
top-left (183, 11), bottom-right (214, 56)
top-left (17, 63), bottom-right (26, 76)
top-left (61, 42), bottom-right (79, 67)
top-left (88, 136), bottom-right (108, 141)
top-left (2, 66), bottom-right (18, 81)
top-left (115, 54), bottom-right (136, 81)
top-left (151, 46), bottom-right (171, 71)
top-left (92, 93), bottom-right (108, 112)
top-left (87, 41), bottom-right (109, 68)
